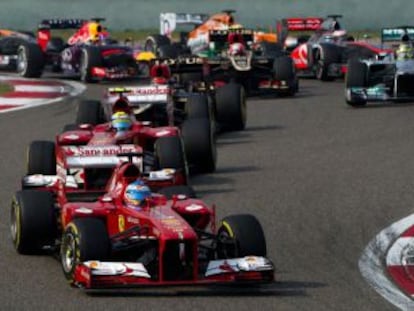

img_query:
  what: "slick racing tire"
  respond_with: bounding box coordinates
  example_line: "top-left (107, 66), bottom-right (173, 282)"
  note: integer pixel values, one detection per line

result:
top-left (61, 218), bottom-right (110, 283)
top-left (217, 214), bottom-right (267, 259)
top-left (345, 59), bottom-right (367, 107)
top-left (79, 46), bottom-right (102, 83)
top-left (258, 41), bottom-right (284, 58)
top-left (186, 93), bottom-right (211, 120)
top-left (157, 44), bottom-right (179, 58)
top-left (215, 82), bottom-right (247, 131)
top-left (27, 140), bottom-right (56, 175)
top-left (16, 42), bottom-right (45, 78)
top-left (158, 185), bottom-right (196, 199)
top-left (181, 118), bottom-right (216, 174)
top-left (273, 56), bottom-right (297, 96)
top-left (11, 190), bottom-right (57, 254)
top-left (76, 99), bottom-right (105, 125)
top-left (144, 34), bottom-right (171, 55)
top-left (155, 136), bottom-right (188, 177)
top-left (314, 44), bottom-right (341, 81)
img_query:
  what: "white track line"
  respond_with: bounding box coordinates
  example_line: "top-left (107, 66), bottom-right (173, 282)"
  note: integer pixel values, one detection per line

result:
top-left (13, 84), bottom-right (68, 93)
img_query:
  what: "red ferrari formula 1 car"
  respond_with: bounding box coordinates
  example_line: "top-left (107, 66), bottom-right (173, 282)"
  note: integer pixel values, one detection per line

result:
top-left (5, 18), bottom-right (144, 82)
top-left (287, 15), bottom-right (392, 81)
top-left (11, 154), bottom-right (274, 289)
top-left (22, 106), bottom-right (189, 202)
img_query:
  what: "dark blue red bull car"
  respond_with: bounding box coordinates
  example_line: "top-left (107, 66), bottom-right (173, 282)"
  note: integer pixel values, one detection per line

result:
top-left (0, 18), bottom-right (149, 82)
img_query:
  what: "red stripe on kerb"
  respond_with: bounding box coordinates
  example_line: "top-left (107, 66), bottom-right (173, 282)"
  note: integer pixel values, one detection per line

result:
top-left (2, 91), bottom-right (66, 98)
top-left (401, 226), bottom-right (414, 237)
top-left (0, 104), bottom-right (19, 110)
top-left (387, 266), bottom-right (414, 296)
top-left (4, 80), bottom-right (65, 86)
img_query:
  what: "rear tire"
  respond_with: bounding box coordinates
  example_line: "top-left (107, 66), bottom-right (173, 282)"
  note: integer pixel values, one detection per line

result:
top-left (181, 118), bottom-right (216, 174)
top-left (16, 43), bottom-right (45, 78)
top-left (27, 140), bottom-right (56, 175)
top-left (76, 100), bottom-right (104, 125)
top-left (145, 34), bottom-right (171, 55)
top-left (314, 44), bottom-right (340, 81)
top-left (215, 82), bottom-right (246, 131)
top-left (157, 44), bottom-right (179, 58)
top-left (79, 46), bottom-right (102, 83)
top-left (345, 59), bottom-right (367, 107)
top-left (273, 56), bottom-right (297, 96)
top-left (155, 136), bottom-right (187, 172)
top-left (186, 94), bottom-right (211, 120)
top-left (217, 214), bottom-right (267, 259)
top-left (10, 190), bottom-right (56, 254)
top-left (61, 218), bottom-right (110, 283)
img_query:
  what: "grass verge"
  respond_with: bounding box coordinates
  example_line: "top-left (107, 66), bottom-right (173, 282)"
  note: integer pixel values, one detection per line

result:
top-left (0, 82), bottom-right (13, 95)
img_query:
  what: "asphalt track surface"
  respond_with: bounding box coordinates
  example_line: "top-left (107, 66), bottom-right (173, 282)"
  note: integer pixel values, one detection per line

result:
top-left (1, 78), bottom-right (411, 310)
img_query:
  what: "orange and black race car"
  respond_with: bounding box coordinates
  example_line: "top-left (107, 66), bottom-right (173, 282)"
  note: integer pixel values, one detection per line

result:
top-left (145, 10), bottom-right (280, 55)
top-left (0, 18), bottom-right (149, 82)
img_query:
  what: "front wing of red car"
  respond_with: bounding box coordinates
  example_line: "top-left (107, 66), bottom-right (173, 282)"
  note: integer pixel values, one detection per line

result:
top-left (73, 256), bottom-right (274, 289)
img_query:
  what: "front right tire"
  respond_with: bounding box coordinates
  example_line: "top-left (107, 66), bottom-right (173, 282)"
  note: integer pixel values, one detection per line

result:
top-left (79, 46), bottom-right (102, 83)
top-left (345, 59), bottom-right (368, 107)
top-left (217, 214), bottom-right (267, 259)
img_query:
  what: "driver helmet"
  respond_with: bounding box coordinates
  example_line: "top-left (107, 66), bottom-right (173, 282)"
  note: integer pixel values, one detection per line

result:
top-left (87, 22), bottom-right (104, 44)
top-left (111, 111), bottom-right (132, 132)
top-left (228, 42), bottom-right (245, 56)
top-left (150, 64), bottom-right (171, 84)
top-left (124, 180), bottom-right (151, 208)
top-left (229, 23), bottom-right (243, 30)
top-left (396, 43), bottom-right (414, 60)
top-left (332, 30), bottom-right (347, 42)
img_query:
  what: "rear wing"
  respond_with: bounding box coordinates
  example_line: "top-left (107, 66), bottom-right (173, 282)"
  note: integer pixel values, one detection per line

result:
top-left (38, 19), bottom-right (89, 30)
top-left (381, 26), bottom-right (414, 43)
top-left (209, 28), bottom-right (254, 44)
top-left (153, 56), bottom-right (205, 74)
top-left (276, 17), bottom-right (324, 46)
top-left (106, 85), bottom-right (170, 104)
top-left (160, 12), bottom-right (208, 36)
top-left (279, 17), bottom-right (324, 31)
top-left (62, 145), bottom-right (142, 169)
